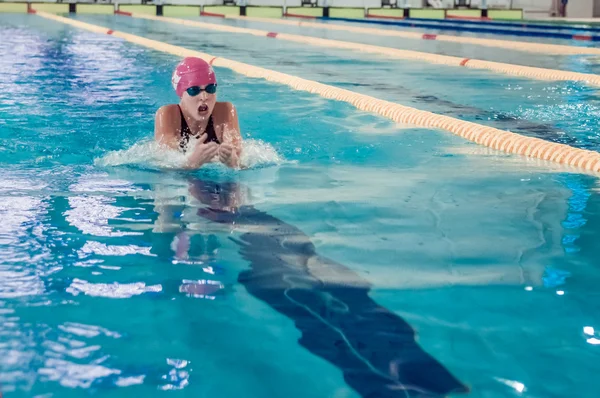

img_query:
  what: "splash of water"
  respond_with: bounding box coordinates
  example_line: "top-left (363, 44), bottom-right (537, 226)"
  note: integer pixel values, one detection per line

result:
top-left (94, 141), bottom-right (186, 169)
top-left (94, 139), bottom-right (286, 170)
top-left (239, 138), bottom-right (287, 169)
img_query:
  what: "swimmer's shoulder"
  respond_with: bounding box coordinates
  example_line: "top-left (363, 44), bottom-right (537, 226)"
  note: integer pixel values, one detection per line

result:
top-left (155, 104), bottom-right (180, 120)
top-left (214, 102), bottom-right (237, 116)
top-left (213, 102), bottom-right (237, 123)
top-left (154, 104), bottom-right (181, 142)
top-left (155, 104), bottom-right (181, 129)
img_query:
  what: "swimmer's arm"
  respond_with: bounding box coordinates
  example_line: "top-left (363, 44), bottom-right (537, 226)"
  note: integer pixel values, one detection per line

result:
top-left (221, 103), bottom-right (243, 168)
top-left (154, 105), bottom-right (180, 150)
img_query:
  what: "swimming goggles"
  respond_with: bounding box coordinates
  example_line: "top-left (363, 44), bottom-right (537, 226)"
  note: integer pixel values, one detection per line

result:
top-left (186, 84), bottom-right (217, 96)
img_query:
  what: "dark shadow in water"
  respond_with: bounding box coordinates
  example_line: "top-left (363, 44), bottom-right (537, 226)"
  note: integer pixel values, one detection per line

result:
top-left (187, 177), bottom-right (469, 398)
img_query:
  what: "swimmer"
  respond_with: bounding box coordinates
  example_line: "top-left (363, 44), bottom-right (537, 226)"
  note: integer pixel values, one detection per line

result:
top-left (155, 57), bottom-right (242, 169)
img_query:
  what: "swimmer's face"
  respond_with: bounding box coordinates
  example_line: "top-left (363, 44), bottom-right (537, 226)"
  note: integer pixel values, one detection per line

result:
top-left (180, 84), bottom-right (217, 121)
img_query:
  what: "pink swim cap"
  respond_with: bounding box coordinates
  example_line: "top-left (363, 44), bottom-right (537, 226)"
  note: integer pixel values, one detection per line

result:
top-left (171, 57), bottom-right (217, 97)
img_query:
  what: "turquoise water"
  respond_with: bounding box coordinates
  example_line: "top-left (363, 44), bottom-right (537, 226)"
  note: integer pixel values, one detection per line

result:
top-left (1, 13), bottom-right (600, 398)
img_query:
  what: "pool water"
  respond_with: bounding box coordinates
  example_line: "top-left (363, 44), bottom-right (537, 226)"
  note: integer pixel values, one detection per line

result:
top-left (1, 12), bottom-right (600, 398)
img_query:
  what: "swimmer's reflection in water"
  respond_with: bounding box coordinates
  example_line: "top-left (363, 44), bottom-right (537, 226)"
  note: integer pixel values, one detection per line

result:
top-left (168, 179), bottom-right (245, 298)
top-left (177, 177), bottom-right (469, 397)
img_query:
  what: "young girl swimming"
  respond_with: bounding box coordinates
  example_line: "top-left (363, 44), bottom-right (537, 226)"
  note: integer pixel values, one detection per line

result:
top-left (154, 57), bottom-right (242, 169)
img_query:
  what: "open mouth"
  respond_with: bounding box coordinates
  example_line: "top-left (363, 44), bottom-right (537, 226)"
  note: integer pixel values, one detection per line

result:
top-left (198, 104), bottom-right (209, 113)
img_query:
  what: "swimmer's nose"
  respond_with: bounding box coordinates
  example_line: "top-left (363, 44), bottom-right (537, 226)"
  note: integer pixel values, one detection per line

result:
top-left (199, 90), bottom-right (209, 100)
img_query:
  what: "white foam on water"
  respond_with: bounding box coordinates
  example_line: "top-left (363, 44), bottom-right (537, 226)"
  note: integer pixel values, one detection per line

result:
top-left (95, 141), bottom-right (185, 169)
top-left (94, 138), bottom-right (287, 170)
top-left (239, 139), bottom-right (288, 169)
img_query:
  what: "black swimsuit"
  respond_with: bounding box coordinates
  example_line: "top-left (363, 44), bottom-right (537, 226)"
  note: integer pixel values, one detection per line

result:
top-left (178, 106), bottom-right (220, 152)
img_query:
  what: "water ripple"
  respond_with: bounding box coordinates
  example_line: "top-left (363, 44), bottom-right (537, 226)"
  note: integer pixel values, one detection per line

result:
top-left (66, 279), bottom-right (162, 299)
top-left (38, 358), bottom-right (121, 389)
top-left (57, 322), bottom-right (122, 339)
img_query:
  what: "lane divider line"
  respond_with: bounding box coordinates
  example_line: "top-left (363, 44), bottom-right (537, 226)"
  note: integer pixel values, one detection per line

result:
top-left (209, 13), bottom-right (600, 56)
top-left (283, 13), bottom-right (318, 19)
top-left (131, 13), bottom-right (600, 89)
top-left (573, 35), bottom-right (593, 41)
top-left (32, 11), bottom-right (600, 174)
top-left (201, 11), bottom-right (225, 18)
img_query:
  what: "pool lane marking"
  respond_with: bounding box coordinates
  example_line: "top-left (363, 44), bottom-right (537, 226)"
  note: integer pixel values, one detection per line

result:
top-left (283, 13), bottom-right (318, 19)
top-left (201, 11), bottom-right (226, 18)
top-left (129, 13), bottom-right (600, 89)
top-left (33, 11), bottom-right (600, 175)
top-left (573, 35), bottom-right (593, 41)
top-left (203, 13), bottom-right (600, 56)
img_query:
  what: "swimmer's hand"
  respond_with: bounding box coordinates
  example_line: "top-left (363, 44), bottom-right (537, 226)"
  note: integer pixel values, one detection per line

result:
top-left (185, 134), bottom-right (219, 169)
top-left (218, 143), bottom-right (239, 168)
